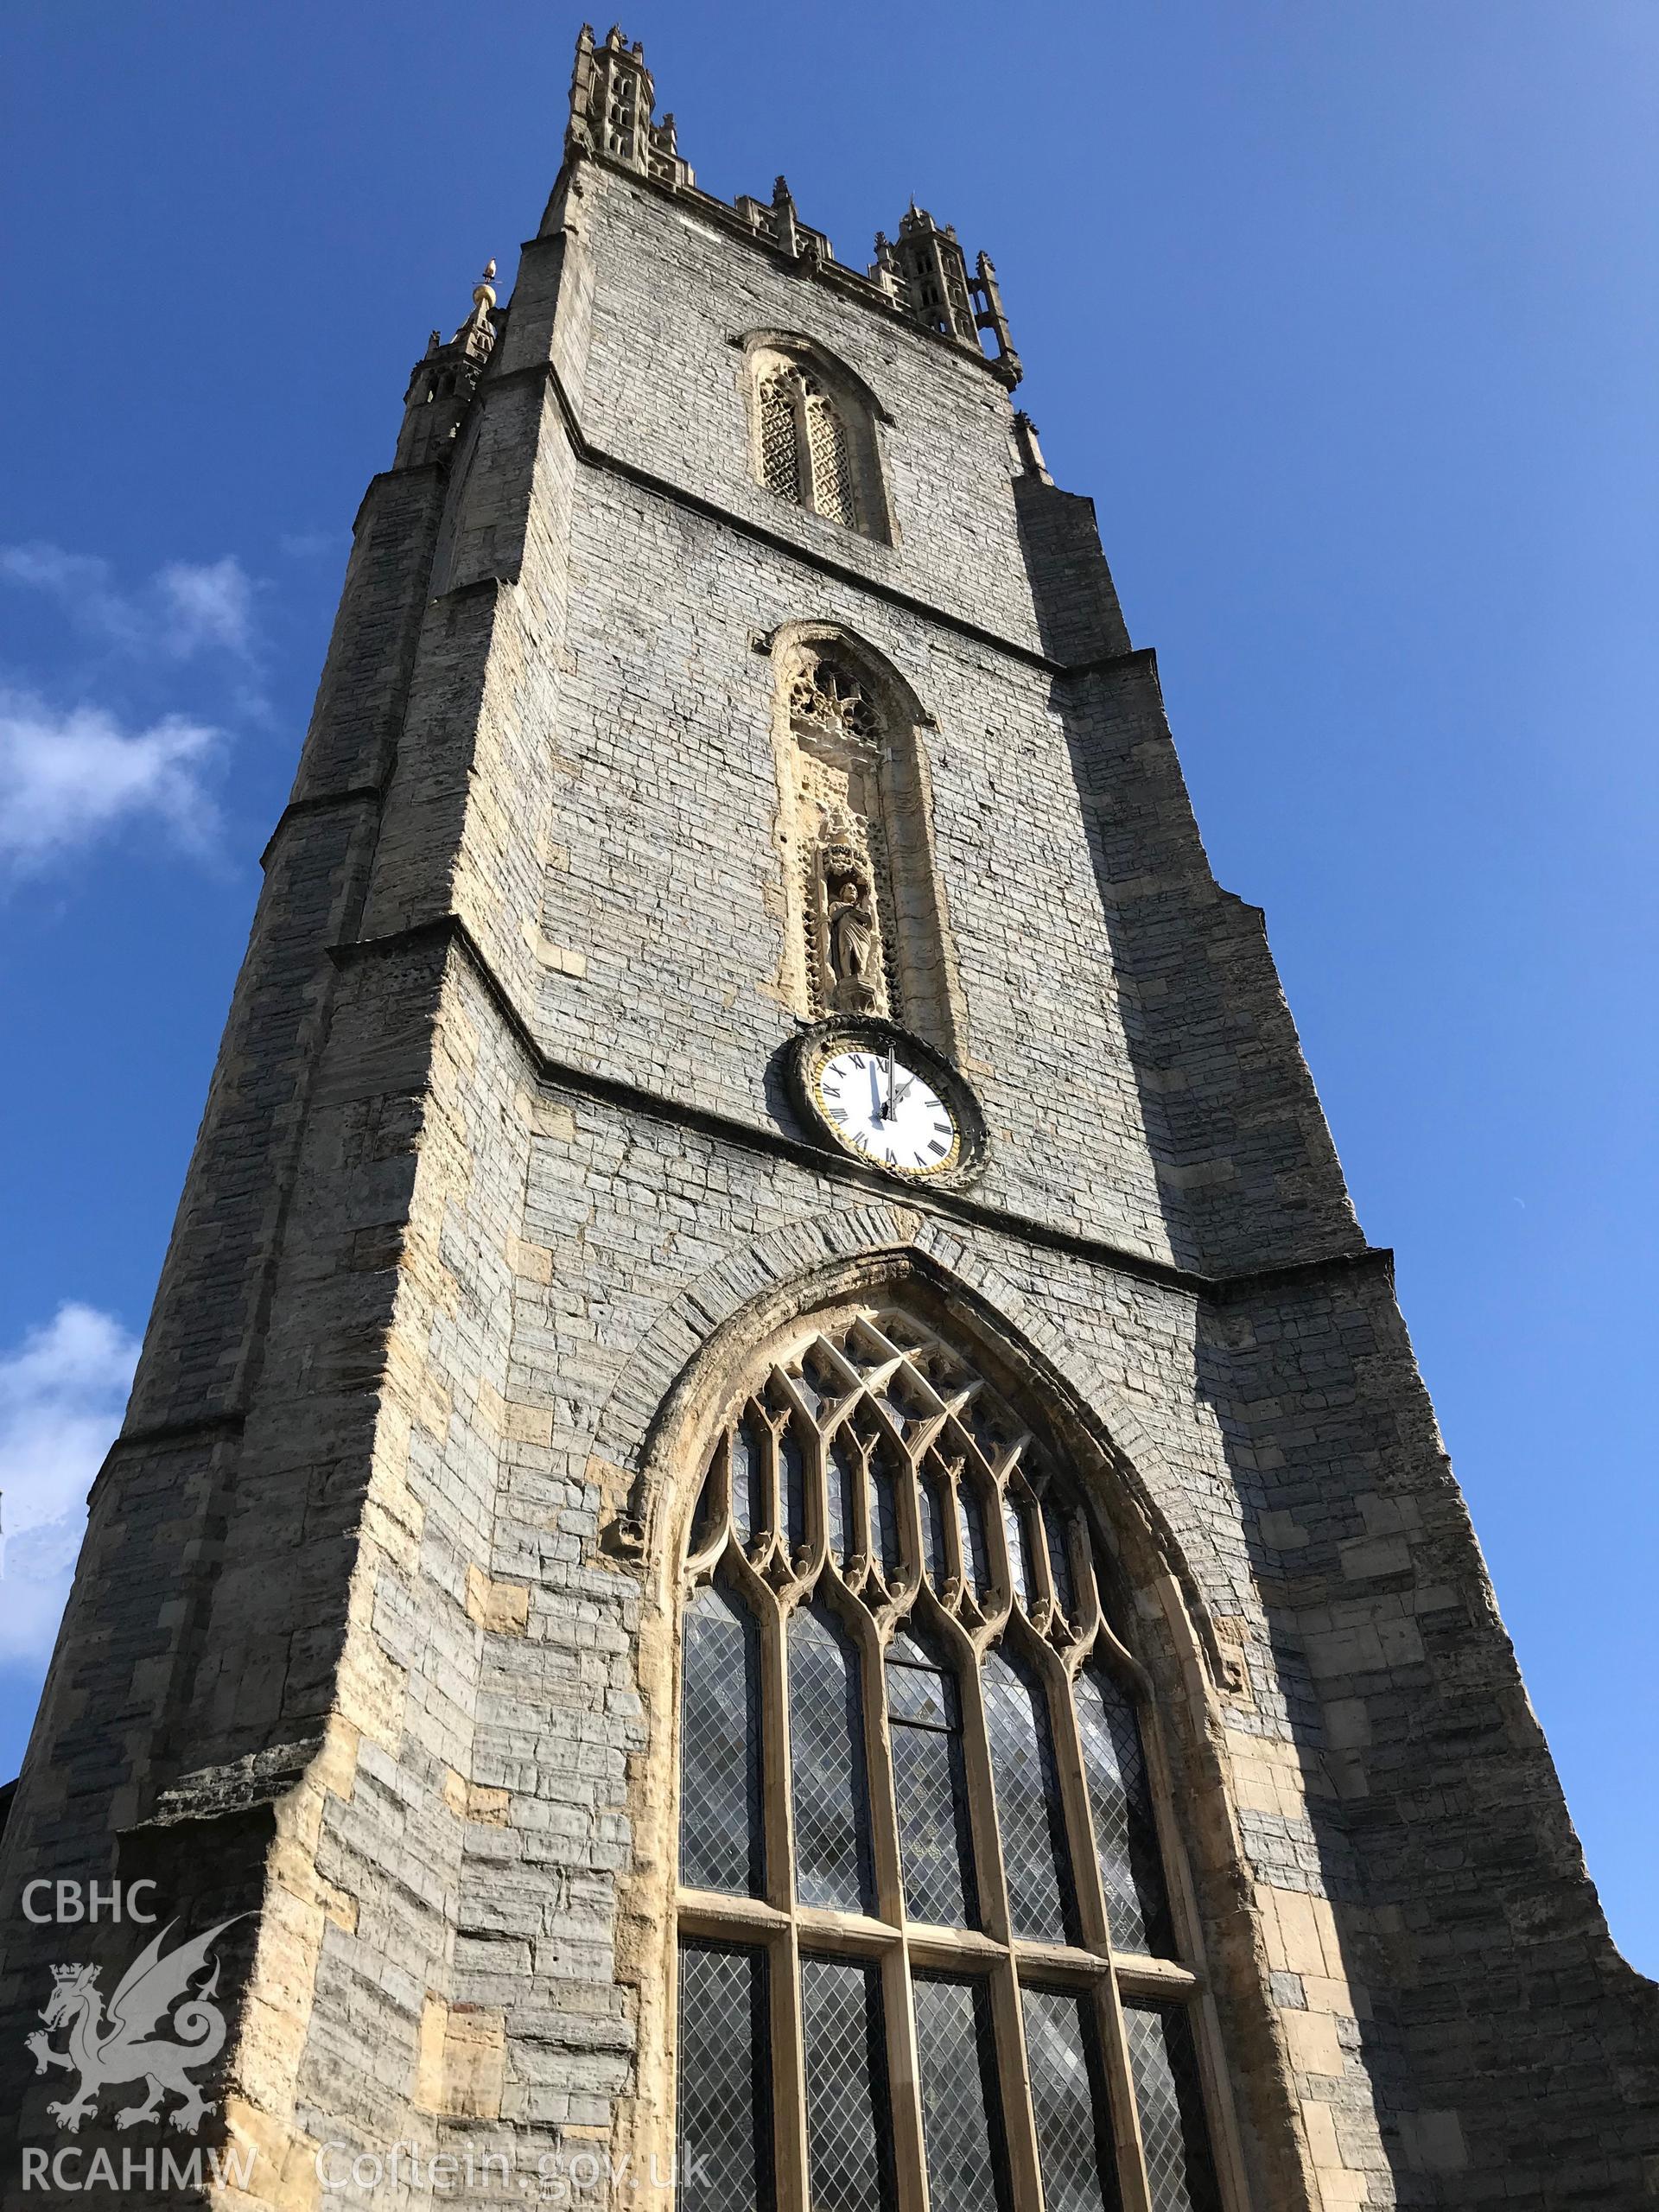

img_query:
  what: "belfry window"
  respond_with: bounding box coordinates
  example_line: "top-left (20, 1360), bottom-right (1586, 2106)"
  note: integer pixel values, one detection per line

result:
top-left (749, 346), bottom-right (884, 537)
top-left (675, 1308), bottom-right (1228, 2212)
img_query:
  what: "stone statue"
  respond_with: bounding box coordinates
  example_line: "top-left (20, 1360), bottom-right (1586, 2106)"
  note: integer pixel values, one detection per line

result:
top-left (826, 873), bottom-right (878, 1009)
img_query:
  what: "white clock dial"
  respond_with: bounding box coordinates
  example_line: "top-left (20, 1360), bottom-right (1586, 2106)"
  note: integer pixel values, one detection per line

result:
top-left (811, 1046), bottom-right (961, 1177)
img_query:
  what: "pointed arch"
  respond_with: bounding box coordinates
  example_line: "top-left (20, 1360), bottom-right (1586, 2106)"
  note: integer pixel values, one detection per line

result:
top-left (741, 330), bottom-right (893, 543)
top-left (645, 1275), bottom-right (1249, 2212)
top-left (592, 1209), bottom-right (1236, 1688)
top-left (596, 1223), bottom-right (1286, 2211)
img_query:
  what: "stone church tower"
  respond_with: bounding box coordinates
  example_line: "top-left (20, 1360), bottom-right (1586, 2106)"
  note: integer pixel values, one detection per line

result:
top-left (3, 25), bottom-right (1653, 2209)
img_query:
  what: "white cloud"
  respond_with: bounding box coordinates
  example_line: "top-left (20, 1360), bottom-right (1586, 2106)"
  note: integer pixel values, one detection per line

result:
top-left (0, 690), bottom-right (222, 875)
top-left (0, 1305), bottom-right (139, 1669)
top-left (157, 556), bottom-right (256, 658)
top-left (0, 542), bottom-right (259, 664)
top-left (279, 530), bottom-right (342, 559)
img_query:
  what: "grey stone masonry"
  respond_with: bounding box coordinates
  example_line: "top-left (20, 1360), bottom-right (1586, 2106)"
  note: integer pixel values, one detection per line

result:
top-left (0, 25), bottom-right (1652, 2212)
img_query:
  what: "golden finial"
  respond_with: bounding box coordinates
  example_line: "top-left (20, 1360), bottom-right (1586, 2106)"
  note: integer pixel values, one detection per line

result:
top-left (474, 258), bottom-right (498, 314)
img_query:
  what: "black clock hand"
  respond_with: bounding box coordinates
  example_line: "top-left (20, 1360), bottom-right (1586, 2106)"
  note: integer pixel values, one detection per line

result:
top-left (884, 1044), bottom-right (896, 1121)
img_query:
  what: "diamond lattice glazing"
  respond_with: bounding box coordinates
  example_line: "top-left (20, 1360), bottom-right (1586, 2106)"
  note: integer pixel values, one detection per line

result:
top-left (1041, 1492), bottom-right (1076, 1621)
top-left (730, 1413), bottom-right (764, 1546)
top-left (827, 1427), bottom-right (859, 1563)
top-left (888, 1637), bottom-right (978, 1928)
top-left (1076, 1668), bottom-right (1175, 1957)
top-left (780, 1420), bottom-right (808, 1552)
top-left (801, 1956), bottom-right (895, 2211)
top-left (1123, 2004), bottom-right (1221, 2212)
top-left (869, 1438), bottom-right (905, 1580)
top-left (982, 1649), bottom-right (1073, 1944)
top-left (919, 1460), bottom-right (952, 1588)
top-left (1022, 1986), bottom-right (1122, 2212)
top-left (1003, 1499), bottom-right (1030, 1605)
top-left (790, 1607), bottom-right (875, 1912)
top-left (677, 1312), bottom-right (1207, 2212)
top-left (681, 1586), bottom-right (764, 1897)
top-left (805, 390), bottom-right (857, 527)
top-left (760, 374), bottom-right (801, 503)
top-left (913, 1977), bottom-right (1009, 2212)
top-left (958, 1473), bottom-right (994, 1599)
top-left (677, 1944), bottom-right (773, 2212)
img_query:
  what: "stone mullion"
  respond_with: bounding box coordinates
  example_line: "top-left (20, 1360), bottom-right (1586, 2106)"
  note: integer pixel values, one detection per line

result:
top-left (883, 1940), bottom-right (931, 2212)
top-left (956, 1640), bottom-right (1046, 2212)
top-left (1094, 1972), bottom-right (1157, 2212)
top-left (768, 1925), bottom-right (809, 2212)
top-left (1076, 1636), bottom-right (1167, 2212)
top-left (762, 1578), bottom-right (810, 2211)
top-left (1021, 1621), bottom-right (1160, 2212)
top-left (790, 374), bottom-right (820, 517)
top-left (875, 1431), bottom-right (938, 2212)
top-left (1045, 1644), bottom-right (1114, 1956)
top-left (935, 1454), bottom-right (969, 1600)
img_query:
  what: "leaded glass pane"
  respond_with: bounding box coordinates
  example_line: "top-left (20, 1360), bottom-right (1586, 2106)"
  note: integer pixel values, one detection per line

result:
top-left (887, 1635), bottom-right (978, 1928)
top-left (790, 1606), bottom-right (875, 1912)
top-left (677, 1943), bottom-right (774, 2212)
top-left (1003, 1498), bottom-right (1030, 1605)
top-left (731, 1411), bottom-right (764, 1547)
top-left (1022, 1986), bottom-right (1122, 2212)
top-left (1076, 1667), bottom-right (1175, 1957)
top-left (982, 1649), bottom-right (1074, 1944)
top-left (959, 1475), bottom-right (994, 1600)
top-left (681, 1586), bottom-right (764, 1897)
top-left (781, 1420), bottom-right (808, 1553)
top-left (878, 1370), bottom-right (918, 1441)
top-left (828, 1427), bottom-right (859, 1564)
top-left (870, 1438), bottom-right (905, 1580)
top-left (690, 1454), bottom-right (721, 1553)
top-left (801, 1956), bottom-right (895, 2211)
top-left (912, 1977), bottom-right (1011, 2212)
top-left (1041, 1494), bottom-right (1076, 1621)
top-left (920, 1459), bottom-right (951, 1588)
top-left (1122, 2005), bottom-right (1222, 2212)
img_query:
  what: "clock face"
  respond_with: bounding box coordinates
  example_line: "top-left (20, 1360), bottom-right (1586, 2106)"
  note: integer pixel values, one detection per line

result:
top-left (810, 1046), bottom-right (961, 1178)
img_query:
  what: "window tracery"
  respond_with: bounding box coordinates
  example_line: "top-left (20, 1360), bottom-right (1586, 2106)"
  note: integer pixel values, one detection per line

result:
top-left (674, 1306), bottom-right (1228, 2212)
top-left (747, 346), bottom-right (884, 538)
top-left (760, 373), bottom-right (803, 505)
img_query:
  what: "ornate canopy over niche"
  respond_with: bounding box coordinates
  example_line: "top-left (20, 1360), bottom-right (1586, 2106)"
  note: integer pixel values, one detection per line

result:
top-left (770, 631), bottom-right (962, 1058)
top-left (669, 1300), bottom-right (1236, 2212)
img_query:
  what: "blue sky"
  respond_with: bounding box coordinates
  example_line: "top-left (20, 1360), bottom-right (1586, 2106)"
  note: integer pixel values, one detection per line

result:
top-left (1, 3), bottom-right (1653, 1971)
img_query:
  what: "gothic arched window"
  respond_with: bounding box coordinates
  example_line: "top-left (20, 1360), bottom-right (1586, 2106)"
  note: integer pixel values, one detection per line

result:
top-left (675, 1307), bottom-right (1228, 2212)
top-left (748, 344), bottom-right (887, 539)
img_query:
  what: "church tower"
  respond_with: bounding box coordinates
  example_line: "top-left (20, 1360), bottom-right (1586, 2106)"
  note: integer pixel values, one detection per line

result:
top-left (3, 25), bottom-right (1653, 2209)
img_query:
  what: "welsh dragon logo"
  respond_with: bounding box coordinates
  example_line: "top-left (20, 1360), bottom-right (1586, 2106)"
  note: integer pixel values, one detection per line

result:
top-left (26, 1918), bottom-right (244, 2136)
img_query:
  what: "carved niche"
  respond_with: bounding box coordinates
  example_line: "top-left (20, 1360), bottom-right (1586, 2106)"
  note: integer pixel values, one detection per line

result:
top-left (766, 631), bottom-right (967, 1071)
top-left (781, 651), bottom-right (905, 1023)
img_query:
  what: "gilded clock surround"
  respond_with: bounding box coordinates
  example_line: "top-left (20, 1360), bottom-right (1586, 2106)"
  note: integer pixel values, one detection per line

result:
top-left (787, 1015), bottom-right (989, 1188)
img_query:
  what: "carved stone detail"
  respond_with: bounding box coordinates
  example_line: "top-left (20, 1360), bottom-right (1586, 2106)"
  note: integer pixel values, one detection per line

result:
top-left (776, 651), bottom-right (910, 1026)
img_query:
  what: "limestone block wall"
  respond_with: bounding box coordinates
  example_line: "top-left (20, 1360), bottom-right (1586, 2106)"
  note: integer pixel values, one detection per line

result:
top-left (416, 1082), bottom-right (1656, 2211)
